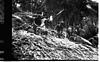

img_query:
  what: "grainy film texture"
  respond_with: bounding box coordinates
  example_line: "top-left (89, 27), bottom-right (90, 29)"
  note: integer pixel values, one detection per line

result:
top-left (12, 0), bottom-right (98, 60)
top-left (0, 0), bottom-right (4, 23)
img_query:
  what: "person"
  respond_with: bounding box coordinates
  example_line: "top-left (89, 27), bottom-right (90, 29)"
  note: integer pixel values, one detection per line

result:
top-left (55, 21), bottom-right (65, 38)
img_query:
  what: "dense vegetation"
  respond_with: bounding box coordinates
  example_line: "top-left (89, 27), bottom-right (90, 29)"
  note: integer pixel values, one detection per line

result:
top-left (12, 0), bottom-right (98, 60)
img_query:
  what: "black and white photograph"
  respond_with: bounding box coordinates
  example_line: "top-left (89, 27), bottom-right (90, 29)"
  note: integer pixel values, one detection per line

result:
top-left (11, 0), bottom-right (98, 61)
top-left (0, 0), bottom-right (4, 60)
top-left (0, 0), bottom-right (4, 24)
